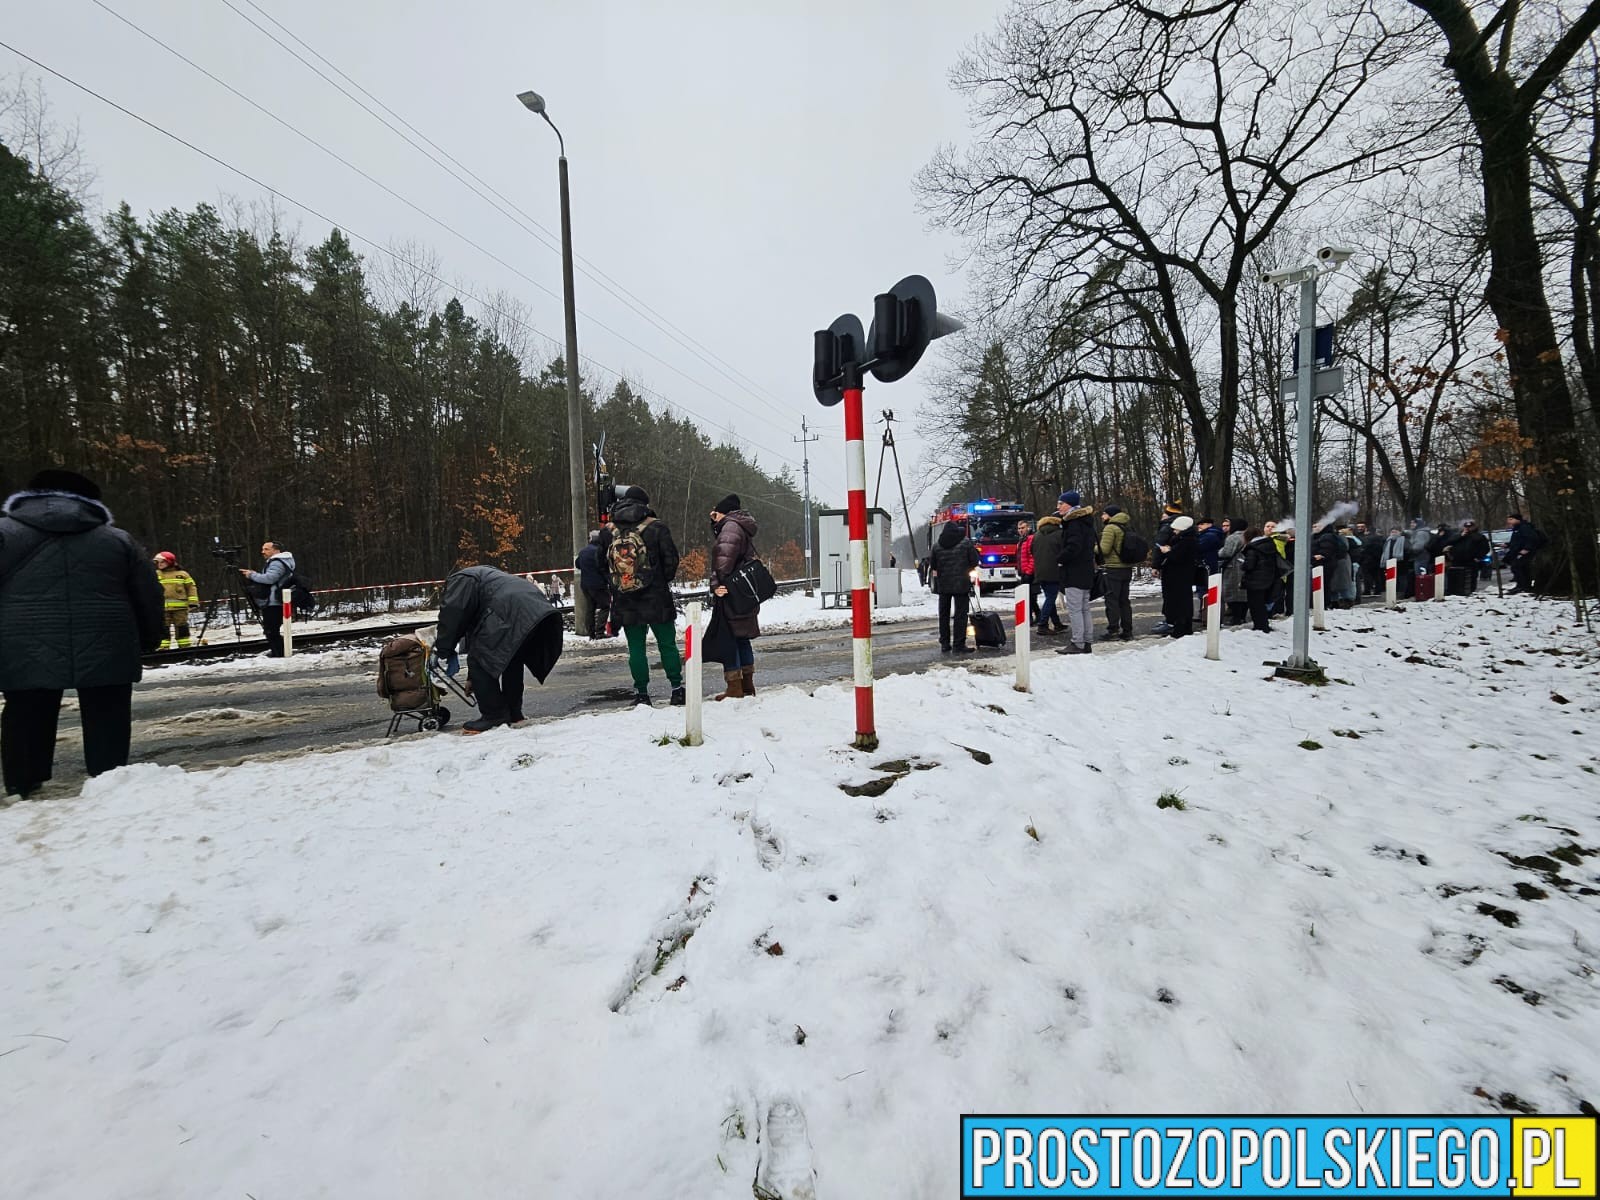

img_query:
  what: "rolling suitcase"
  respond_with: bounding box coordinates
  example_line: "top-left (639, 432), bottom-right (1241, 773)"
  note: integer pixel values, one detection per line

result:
top-left (970, 591), bottom-right (1007, 649)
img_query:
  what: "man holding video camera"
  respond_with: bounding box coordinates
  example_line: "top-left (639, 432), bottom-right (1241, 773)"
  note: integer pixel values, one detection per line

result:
top-left (239, 540), bottom-right (296, 657)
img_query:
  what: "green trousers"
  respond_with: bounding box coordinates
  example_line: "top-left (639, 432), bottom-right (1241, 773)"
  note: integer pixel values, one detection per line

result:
top-left (623, 621), bottom-right (682, 694)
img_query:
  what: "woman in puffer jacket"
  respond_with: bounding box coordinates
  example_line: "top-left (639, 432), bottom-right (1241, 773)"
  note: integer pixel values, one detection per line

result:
top-left (707, 494), bottom-right (760, 700)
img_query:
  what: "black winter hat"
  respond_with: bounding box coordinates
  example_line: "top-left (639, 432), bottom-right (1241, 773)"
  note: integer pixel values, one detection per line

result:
top-left (29, 469), bottom-right (102, 501)
top-left (622, 485), bottom-right (650, 504)
top-left (1103, 505), bottom-right (1122, 517)
top-left (713, 493), bottom-right (740, 514)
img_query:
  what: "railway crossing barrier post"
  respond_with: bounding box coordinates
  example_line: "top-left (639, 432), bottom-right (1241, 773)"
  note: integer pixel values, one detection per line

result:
top-left (1014, 596), bottom-right (1030, 692)
top-left (1204, 572), bottom-right (1222, 660)
top-left (684, 601), bottom-right (703, 747)
top-left (814, 274), bottom-right (962, 752)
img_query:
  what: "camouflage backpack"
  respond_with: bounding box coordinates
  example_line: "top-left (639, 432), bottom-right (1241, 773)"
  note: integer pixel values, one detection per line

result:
top-left (608, 517), bottom-right (656, 593)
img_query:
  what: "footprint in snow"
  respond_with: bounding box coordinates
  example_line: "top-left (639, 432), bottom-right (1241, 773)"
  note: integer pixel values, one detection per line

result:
top-left (751, 816), bottom-right (785, 870)
top-left (753, 1098), bottom-right (818, 1200)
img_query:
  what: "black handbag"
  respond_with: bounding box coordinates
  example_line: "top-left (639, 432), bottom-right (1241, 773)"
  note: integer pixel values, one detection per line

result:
top-left (724, 557), bottom-right (776, 616)
top-left (1090, 568), bottom-right (1107, 600)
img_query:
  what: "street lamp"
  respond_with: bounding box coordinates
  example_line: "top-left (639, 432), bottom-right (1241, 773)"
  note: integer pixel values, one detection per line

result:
top-left (518, 88), bottom-right (592, 635)
top-left (1262, 245), bottom-right (1353, 683)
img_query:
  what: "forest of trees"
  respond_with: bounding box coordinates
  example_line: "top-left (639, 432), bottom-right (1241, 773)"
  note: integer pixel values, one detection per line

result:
top-left (0, 125), bottom-right (813, 594)
top-left (919, 0), bottom-right (1600, 586)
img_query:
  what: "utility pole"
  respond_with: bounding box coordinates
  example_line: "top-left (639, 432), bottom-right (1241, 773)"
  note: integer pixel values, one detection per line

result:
top-left (794, 417), bottom-right (820, 595)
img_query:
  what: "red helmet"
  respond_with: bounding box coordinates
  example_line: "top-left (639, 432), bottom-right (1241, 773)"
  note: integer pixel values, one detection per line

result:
top-left (156, 551), bottom-right (177, 567)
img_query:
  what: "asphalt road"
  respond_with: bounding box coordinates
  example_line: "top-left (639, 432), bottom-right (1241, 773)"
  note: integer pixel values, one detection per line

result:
top-left (33, 594), bottom-right (1165, 792)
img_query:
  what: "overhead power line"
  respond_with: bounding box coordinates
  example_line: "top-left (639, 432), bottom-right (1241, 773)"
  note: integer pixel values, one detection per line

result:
top-left (217, 0), bottom-right (799, 428)
top-left (92, 0), bottom-right (793, 442)
top-left (0, 38), bottom-right (810, 491)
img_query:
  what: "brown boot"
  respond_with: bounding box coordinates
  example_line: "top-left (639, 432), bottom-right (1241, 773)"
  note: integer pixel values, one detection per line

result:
top-left (740, 666), bottom-right (755, 696)
top-left (714, 669), bottom-right (745, 701)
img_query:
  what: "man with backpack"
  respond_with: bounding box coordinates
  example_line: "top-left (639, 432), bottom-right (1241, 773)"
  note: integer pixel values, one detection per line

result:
top-left (0, 469), bottom-right (165, 798)
top-left (1097, 506), bottom-right (1144, 641)
top-left (239, 539), bottom-right (296, 657)
top-left (596, 486), bottom-right (686, 706)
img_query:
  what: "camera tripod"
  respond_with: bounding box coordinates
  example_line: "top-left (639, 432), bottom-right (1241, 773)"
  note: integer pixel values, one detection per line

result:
top-left (195, 557), bottom-right (258, 644)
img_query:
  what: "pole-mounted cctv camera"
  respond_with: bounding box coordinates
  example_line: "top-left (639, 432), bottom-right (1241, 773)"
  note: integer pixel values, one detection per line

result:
top-left (1262, 264), bottom-right (1319, 286)
top-left (1316, 245), bottom-right (1355, 263)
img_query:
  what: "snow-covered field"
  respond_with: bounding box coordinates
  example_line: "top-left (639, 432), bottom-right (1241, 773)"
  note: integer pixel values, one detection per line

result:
top-left (3, 595), bottom-right (1597, 1198)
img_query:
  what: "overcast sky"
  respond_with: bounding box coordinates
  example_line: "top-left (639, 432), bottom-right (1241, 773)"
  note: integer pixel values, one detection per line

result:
top-left (6, 0), bottom-right (1010, 509)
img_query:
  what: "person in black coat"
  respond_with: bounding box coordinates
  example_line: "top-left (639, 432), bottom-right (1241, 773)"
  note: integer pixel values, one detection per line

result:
top-left (574, 530), bottom-right (613, 639)
top-left (1240, 528), bottom-right (1285, 632)
top-left (706, 495), bottom-right (760, 700)
top-left (0, 470), bottom-right (165, 798)
top-left (1446, 520), bottom-right (1489, 596)
top-left (595, 486), bottom-right (685, 705)
top-left (930, 520), bottom-right (980, 653)
top-left (433, 565), bottom-right (564, 732)
top-left (1156, 515), bottom-right (1199, 636)
top-left (1504, 513), bottom-right (1544, 594)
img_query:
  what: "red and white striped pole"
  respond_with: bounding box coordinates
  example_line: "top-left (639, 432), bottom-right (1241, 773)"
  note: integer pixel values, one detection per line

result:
top-left (843, 374), bottom-right (877, 750)
top-left (1433, 555), bottom-right (1446, 601)
top-left (1385, 558), bottom-right (1398, 608)
top-left (1311, 564), bottom-right (1326, 631)
top-left (281, 586), bottom-right (294, 658)
top-left (1204, 572), bottom-right (1222, 660)
top-left (1014, 596), bottom-right (1031, 692)
top-left (683, 600), bottom-right (703, 746)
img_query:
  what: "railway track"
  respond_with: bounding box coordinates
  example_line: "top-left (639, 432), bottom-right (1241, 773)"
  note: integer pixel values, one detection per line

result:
top-left (142, 577), bottom-right (824, 666)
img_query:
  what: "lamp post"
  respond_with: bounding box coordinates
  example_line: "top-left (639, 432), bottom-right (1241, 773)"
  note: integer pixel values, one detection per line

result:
top-left (1263, 244), bottom-right (1351, 683)
top-left (518, 88), bottom-right (592, 635)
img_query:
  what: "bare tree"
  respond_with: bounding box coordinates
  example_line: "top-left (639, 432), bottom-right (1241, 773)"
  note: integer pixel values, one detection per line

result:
top-left (922, 0), bottom-right (1448, 518)
top-left (1407, 0), bottom-right (1600, 588)
top-left (0, 73), bottom-right (95, 199)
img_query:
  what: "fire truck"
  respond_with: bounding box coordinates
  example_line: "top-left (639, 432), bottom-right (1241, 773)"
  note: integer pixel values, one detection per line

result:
top-left (928, 499), bottom-right (1034, 593)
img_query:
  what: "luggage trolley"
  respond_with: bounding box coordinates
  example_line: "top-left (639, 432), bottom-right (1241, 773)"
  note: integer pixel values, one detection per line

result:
top-left (376, 625), bottom-right (476, 736)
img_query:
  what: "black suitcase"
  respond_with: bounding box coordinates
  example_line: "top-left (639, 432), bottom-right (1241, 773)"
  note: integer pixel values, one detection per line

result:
top-left (971, 608), bottom-right (1006, 648)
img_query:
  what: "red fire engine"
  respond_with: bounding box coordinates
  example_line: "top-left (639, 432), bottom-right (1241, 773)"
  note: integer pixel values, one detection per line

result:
top-left (928, 499), bottom-right (1035, 593)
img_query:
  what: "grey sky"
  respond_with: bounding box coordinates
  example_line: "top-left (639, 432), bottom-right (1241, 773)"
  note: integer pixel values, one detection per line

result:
top-left (7, 0), bottom-right (1007, 509)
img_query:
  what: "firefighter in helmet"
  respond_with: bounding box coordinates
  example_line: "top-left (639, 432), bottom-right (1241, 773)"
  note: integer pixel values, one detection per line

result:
top-left (154, 551), bottom-right (201, 649)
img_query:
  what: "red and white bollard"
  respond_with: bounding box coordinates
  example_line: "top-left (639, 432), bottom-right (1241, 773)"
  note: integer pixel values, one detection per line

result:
top-left (1014, 596), bottom-right (1031, 692)
top-left (1204, 572), bottom-right (1222, 660)
top-left (282, 589), bottom-right (294, 658)
top-left (1311, 564), bottom-right (1326, 631)
top-left (1434, 555), bottom-right (1446, 602)
top-left (1385, 558), bottom-right (1398, 608)
top-left (683, 600), bottom-right (702, 746)
top-left (843, 381), bottom-right (876, 750)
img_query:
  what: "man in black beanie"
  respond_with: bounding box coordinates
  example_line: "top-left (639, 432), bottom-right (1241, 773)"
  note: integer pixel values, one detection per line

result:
top-left (0, 469), bottom-right (164, 798)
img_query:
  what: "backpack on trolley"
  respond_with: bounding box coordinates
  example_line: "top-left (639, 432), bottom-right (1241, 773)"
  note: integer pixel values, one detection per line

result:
top-left (376, 631), bottom-right (474, 736)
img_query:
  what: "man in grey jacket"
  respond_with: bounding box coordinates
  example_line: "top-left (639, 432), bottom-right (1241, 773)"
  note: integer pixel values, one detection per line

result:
top-left (432, 565), bottom-right (564, 733)
top-left (239, 540), bottom-right (296, 657)
top-left (0, 469), bottom-right (164, 798)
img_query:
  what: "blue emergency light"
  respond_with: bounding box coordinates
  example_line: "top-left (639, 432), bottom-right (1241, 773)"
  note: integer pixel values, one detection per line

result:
top-left (972, 502), bottom-right (996, 512)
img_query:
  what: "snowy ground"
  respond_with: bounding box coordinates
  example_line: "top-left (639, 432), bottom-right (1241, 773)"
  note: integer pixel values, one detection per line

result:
top-left (4, 594), bottom-right (1597, 1198)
